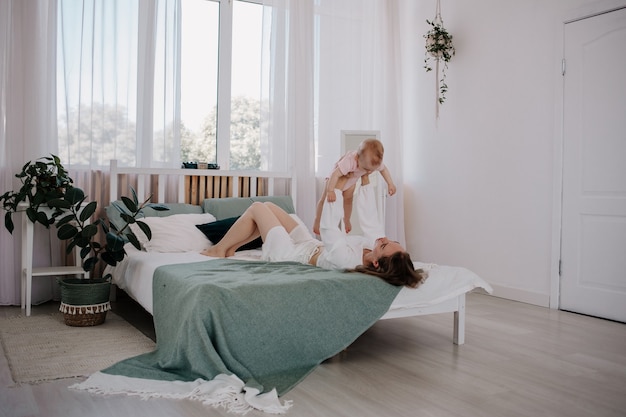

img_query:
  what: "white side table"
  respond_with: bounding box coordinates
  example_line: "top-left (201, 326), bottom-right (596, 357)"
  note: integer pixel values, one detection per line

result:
top-left (20, 203), bottom-right (90, 316)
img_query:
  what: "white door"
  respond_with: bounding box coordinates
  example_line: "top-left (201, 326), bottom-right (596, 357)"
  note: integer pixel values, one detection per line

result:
top-left (560, 7), bottom-right (626, 322)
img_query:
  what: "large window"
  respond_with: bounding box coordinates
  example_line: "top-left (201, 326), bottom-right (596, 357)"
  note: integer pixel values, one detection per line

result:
top-left (57, 0), bottom-right (267, 170)
top-left (181, 0), bottom-right (263, 169)
top-left (179, 0), bottom-right (220, 166)
top-left (180, 0), bottom-right (265, 170)
top-left (228, 0), bottom-right (264, 170)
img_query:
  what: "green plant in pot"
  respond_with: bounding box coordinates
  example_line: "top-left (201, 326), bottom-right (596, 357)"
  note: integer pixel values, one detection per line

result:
top-left (1, 155), bottom-right (167, 326)
top-left (0, 155), bottom-right (73, 233)
top-left (50, 186), bottom-right (167, 326)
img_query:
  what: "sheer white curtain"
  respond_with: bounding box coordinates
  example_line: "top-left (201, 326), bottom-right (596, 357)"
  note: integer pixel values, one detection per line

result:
top-left (314, 0), bottom-right (407, 244)
top-left (57, 0), bottom-right (181, 170)
top-left (261, 0), bottom-right (317, 226)
top-left (1, 0), bottom-right (60, 306)
top-left (1, 0), bottom-right (181, 306)
top-left (260, 0), bottom-right (407, 240)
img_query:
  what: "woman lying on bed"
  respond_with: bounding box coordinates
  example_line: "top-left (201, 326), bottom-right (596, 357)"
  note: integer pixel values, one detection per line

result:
top-left (201, 177), bottom-right (426, 288)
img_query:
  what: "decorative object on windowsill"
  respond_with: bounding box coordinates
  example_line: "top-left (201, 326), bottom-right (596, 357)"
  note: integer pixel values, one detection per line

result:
top-left (0, 155), bottom-right (168, 326)
top-left (424, 0), bottom-right (455, 119)
top-left (182, 161), bottom-right (220, 170)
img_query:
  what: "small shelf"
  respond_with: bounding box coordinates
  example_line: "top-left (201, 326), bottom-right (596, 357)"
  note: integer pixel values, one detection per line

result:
top-left (31, 266), bottom-right (87, 277)
top-left (19, 202), bottom-right (90, 316)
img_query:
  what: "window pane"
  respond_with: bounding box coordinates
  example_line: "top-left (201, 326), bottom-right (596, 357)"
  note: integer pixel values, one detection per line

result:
top-left (180, 0), bottom-right (219, 165)
top-left (230, 1), bottom-right (263, 170)
top-left (57, 1), bottom-right (139, 167)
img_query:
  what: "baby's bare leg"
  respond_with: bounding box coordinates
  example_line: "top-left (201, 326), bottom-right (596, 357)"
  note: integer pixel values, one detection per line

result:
top-left (335, 176), bottom-right (349, 191)
top-left (342, 184), bottom-right (356, 233)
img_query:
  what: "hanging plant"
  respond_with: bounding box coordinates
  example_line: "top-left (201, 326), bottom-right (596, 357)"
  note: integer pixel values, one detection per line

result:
top-left (423, 2), bottom-right (455, 118)
top-left (424, 19), bottom-right (455, 72)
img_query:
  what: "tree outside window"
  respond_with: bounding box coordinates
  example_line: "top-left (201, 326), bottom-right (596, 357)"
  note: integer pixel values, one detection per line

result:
top-left (57, 0), bottom-right (266, 170)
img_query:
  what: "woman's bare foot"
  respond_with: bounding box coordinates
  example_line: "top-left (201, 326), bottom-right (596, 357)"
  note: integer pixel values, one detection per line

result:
top-left (201, 246), bottom-right (226, 258)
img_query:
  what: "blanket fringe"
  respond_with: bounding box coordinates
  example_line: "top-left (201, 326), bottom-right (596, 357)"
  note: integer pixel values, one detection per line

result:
top-left (70, 372), bottom-right (292, 415)
top-left (195, 389), bottom-right (252, 414)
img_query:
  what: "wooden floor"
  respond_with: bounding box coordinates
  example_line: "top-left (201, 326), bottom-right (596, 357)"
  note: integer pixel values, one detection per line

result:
top-left (1, 293), bottom-right (625, 417)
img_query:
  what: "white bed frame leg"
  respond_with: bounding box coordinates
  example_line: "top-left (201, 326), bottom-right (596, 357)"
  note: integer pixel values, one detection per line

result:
top-left (453, 294), bottom-right (466, 345)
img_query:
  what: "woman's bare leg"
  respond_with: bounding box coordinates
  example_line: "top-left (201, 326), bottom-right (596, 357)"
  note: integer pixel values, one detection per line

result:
top-left (201, 202), bottom-right (282, 257)
top-left (223, 229), bottom-right (261, 257)
top-left (263, 202), bottom-right (299, 233)
top-left (201, 212), bottom-right (258, 257)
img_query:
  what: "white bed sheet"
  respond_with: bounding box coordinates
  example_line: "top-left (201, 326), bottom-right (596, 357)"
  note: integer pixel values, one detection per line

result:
top-left (108, 245), bottom-right (493, 316)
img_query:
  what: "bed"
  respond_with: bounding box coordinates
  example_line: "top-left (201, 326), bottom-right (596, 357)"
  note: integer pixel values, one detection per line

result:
top-left (110, 247), bottom-right (489, 345)
top-left (71, 160), bottom-right (493, 414)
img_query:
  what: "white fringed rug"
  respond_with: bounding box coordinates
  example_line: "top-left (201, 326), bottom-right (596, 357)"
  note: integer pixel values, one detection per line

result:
top-left (0, 311), bottom-right (155, 384)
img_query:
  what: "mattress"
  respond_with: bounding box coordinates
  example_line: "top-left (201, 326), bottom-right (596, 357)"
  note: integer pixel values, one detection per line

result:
top-left (108, 245), bottom-right (493, 316)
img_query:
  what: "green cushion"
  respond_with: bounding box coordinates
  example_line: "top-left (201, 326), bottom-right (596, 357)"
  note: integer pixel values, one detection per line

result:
top-left (141, 203), bottom-right (202, 217)
top-left (202, 196), bottom-right (295, 221)
top-left (202, 198), bottom-right (254, 221)
top-left (105, 203), bottom-right (132, 233)
top-left (107, 197), bottom-right (295, 233)
top-left (251, 195), bottom-right (295, 214)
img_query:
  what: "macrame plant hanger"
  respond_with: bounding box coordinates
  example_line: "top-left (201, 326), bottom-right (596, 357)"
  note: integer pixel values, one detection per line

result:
top-left (433, 0), bottom-right (443, 119)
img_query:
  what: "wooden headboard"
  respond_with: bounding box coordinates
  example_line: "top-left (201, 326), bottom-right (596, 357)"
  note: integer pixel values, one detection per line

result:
top-left (108, 160), bottom-right (296, 207)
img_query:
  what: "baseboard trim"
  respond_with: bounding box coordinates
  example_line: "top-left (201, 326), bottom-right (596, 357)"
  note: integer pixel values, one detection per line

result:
top-left (488, 284), bottom-right (550, 308)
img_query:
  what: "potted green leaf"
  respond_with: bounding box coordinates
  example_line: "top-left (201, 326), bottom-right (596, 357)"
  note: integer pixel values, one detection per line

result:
top-left (0, 155), bottom-right (73, 233)
top-left (0, 155), bottom-right (168, 326)
top-left (50, 186), bottom-right (167, 326)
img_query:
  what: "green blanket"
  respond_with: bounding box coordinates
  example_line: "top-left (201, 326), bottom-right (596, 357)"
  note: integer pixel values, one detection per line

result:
top-left (103, 259), bottom-right (401, 395)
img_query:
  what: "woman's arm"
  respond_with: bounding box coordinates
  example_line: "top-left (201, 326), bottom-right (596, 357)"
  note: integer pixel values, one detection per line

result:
top-left (354, 180), bottom-right (385, 247)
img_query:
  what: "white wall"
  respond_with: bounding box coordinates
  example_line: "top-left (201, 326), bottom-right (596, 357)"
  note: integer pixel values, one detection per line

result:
top-left (400, 0), bottom-right (624, 306)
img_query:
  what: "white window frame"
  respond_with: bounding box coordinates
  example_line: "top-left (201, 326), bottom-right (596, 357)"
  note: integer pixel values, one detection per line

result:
top-left (216, 0), bottom-right (233, 169)
top-left (214, 0), bottom-right (263, 170)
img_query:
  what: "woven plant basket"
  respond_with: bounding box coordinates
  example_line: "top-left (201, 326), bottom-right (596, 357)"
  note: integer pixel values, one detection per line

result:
top-left (58, 278), bottom-right (111, 327)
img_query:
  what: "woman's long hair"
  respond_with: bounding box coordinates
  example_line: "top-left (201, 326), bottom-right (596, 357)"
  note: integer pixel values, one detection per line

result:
top-left (349, 251), bottom-right (427, 288)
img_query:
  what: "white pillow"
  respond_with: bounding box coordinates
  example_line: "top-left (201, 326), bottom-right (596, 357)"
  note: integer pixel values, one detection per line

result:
top-left (129, 213), bottom-right (217, 252)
